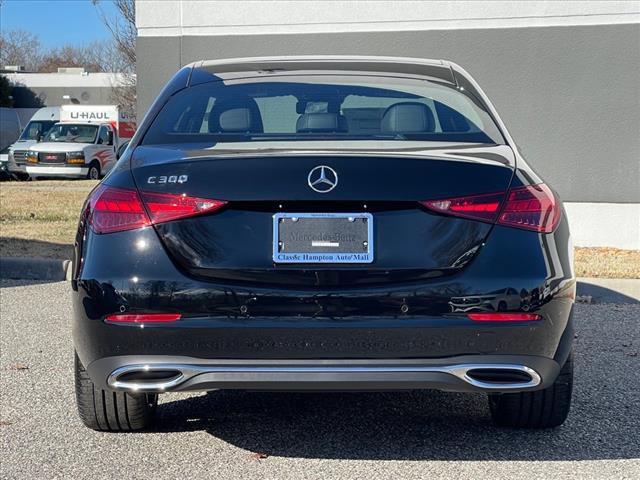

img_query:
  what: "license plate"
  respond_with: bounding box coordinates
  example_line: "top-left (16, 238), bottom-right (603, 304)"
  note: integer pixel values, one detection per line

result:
top-left (273, 213), bottom-right (373, 264)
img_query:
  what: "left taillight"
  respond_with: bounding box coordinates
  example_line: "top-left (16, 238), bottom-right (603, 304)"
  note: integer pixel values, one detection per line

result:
top-left (140, 191), bottom-right (227, 224)
top-left (89, 185), bottom-right (150, 234)
top-left (88, 185), bottom-right (227, 234)
top-left (420, 183), bottom-right (561, 233)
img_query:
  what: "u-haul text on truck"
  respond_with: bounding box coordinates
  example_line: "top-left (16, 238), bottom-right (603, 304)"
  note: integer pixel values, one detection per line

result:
top-left (25, 105), bottom-right (136, 179)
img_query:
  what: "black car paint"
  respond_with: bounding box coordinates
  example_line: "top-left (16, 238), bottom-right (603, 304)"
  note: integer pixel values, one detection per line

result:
top-left (72, 60), bottom-right (575, 393)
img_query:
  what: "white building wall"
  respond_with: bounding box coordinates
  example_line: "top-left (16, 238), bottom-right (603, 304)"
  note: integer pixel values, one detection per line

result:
top-left (136, 1), bottom-right (639, 35)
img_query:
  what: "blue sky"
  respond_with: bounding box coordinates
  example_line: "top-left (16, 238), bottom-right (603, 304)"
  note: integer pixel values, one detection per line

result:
top-left (1, 0), bottom-right (119, 48)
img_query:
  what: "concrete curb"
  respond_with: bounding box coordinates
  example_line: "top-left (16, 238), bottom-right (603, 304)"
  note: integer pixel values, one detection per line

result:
top-left (0, 257), bottom-right (70, 282)
top-left (0, 256), bottom-right (638, 303)
top-left (576, 277), bottom-right (640, 304)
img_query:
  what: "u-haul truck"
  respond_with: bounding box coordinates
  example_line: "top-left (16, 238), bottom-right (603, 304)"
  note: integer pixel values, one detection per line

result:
top-left (25, 105), bottom-right (136, 179)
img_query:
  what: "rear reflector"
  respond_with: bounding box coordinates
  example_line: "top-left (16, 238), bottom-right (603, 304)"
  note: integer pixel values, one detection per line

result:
top-left (421, 183), bottom-right (560, 233)
top-left (105, 313), bottom-right (182, 323)
top-left (88, 185), bottom-right (227, 234)
top-left (467, 313), bottom-right (541, 322)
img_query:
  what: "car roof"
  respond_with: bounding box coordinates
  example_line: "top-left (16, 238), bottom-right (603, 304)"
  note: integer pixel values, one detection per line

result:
top-left (192, 55), bottom-right (456, 85)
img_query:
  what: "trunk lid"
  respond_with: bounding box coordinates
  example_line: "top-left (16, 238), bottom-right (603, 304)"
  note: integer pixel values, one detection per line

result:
top-left (130, 144), bottom-right (515, 286)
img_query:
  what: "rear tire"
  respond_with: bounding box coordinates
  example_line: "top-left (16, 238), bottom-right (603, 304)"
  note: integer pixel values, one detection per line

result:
top-left (74, 352), bottom-right (157, 431)
top-left (488, 351), bottom-right (573, 428)
top-left (86, 161), bottom-right (100, 180)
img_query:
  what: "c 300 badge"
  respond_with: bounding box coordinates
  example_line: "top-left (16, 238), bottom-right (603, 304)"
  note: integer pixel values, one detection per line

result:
top-left (147, 175), bottom-right (188, 184)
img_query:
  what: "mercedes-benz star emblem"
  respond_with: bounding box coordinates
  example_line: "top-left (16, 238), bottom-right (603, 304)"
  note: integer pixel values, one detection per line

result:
top-left (308, 165), bottom-right (338, 193)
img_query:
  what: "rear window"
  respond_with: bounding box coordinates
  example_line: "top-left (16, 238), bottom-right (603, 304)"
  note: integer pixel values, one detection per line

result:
top-left (142, 75), bottom-right (505, 146)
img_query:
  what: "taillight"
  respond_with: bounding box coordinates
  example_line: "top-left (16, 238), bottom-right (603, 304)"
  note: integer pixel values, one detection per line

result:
top-left (88, 185), bottom-right (227, 234)
top-left (420, 183), bottom-right (560, 233)
top-left (89, 185), bottom-right (150, 234)
top-left (105, 313), bottom-right (181, 324)
top-left (140, 191), bottom-right (226, 224)
top-left (421, 191), bottom-right (504, 223)
top-left (498, 184), bottom-right (560, 233)
top-left (467, 313), bottom-right (541, 322)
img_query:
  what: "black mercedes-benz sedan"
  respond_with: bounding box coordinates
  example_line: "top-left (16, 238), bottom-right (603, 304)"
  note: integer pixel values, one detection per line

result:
top-left (72, 56), bottom-right (575, 431)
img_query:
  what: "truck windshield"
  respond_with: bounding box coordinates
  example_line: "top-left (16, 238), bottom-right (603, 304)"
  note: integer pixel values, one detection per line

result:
top-left (19, 121), bottom-right (57, 141)
top-left (142, 75), bottom-right (505, 146)
top-left (44, 124), bottom-right (98, 143)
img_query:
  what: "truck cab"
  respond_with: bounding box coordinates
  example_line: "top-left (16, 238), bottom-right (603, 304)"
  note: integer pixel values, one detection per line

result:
top-left (26, 122), bottom-right (117, 179)
top-left (7, 106), bottom-right (59, 179)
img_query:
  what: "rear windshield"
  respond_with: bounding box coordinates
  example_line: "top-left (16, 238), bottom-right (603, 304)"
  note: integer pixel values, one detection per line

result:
top-left (44, 124), bottom-right (98, 143)
top-left (143, 75), bottom-right (505, 146)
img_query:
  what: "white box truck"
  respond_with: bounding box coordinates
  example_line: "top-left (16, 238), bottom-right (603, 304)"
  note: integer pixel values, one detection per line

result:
top-left (24, 105), bottom-right (136, 179)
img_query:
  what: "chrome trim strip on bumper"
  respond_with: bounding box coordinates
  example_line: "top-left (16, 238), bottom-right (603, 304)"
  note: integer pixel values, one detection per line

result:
top-left (107, 363), bottom-right (542, 393)
top-left (26, 165), bottom-right (88, 175)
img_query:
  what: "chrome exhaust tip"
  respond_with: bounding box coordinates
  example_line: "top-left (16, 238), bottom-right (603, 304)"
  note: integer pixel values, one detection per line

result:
top-left (107, 365), bottom-right (186, 392)
top-left (452, 365), bottom-right (542, 389)
top-left (106, 362), bottom-right (542, 392)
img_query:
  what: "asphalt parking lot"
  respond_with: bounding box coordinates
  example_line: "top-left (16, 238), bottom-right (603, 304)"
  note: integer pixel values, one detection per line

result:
top-left (1, 280), bottom-right (639, 479)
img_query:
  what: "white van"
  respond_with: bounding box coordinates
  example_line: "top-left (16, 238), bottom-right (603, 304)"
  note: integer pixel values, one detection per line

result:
top-left (25, 105), bottom-right (136, 179)
top-left (7, 107), bottom-right (60, 178)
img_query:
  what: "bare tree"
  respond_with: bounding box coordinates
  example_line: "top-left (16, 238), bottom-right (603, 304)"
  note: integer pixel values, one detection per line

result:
top-left (92, 0), bottom-right (137, 116)
top-left (38, 42), bottom-right (109, 73)
top-left (0, 29), bottom-right (43, 71)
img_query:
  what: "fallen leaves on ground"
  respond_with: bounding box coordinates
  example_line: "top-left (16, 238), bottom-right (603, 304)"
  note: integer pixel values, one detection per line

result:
top-left (7, 363), bottom-right (29, 371)
top-left (248, 452), bottom-right (269, 461)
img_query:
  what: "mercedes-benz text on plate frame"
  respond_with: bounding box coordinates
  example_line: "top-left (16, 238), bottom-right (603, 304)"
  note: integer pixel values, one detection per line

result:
top-left (273, 212), bottom-right (373, 263)
top-left (308, 165), bottom-right (338, 193)
top-left (71, 56), bottom-right (576, 432)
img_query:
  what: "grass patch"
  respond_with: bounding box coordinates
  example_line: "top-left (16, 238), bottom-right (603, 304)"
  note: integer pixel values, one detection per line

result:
top-left (575, 247), bottom-right (640, 279)
top-left (1, 180), bottom-right (638, 278)
top-left (0, 180), bottom-right (97, 259)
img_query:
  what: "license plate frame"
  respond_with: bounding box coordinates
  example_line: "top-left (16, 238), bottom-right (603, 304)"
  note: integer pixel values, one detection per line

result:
top-left (272, 212), bottom-right (374, 264)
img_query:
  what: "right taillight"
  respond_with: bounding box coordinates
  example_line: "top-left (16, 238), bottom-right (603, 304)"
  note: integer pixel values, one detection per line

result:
top-left (498, 184), bottom-right (560, 233)
top-left (421, 183), bottom-right (560, 233)
top-left (88, 185), bottom-right (227, 234)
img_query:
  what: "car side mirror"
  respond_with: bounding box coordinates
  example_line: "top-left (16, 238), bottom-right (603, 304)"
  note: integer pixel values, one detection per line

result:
top-left (116, 142), bottom-right (129, 160)
top-left (107, 131), bottom-right (114, 146)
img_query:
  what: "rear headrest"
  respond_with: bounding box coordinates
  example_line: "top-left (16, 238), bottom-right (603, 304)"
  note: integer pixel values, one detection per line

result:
top-left (381, 102), bottom-right (435, 133)
top-left (296, 113), bottom-right (348, 133)
top-left (208, 97), bottom-right (263, 133)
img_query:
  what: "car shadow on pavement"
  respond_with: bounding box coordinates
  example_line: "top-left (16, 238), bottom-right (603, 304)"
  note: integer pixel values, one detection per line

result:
top-left (154, 385), bottom-right (639, 461)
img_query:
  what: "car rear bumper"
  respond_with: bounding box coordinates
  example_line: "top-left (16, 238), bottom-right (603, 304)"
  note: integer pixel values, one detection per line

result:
top-left (88, 354), bottom-right (562, 393)
top-left (73, 214), bottom-right (576, 393)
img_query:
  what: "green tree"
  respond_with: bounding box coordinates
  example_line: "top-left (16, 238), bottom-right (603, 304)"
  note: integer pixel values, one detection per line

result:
top-left (0, 75), bottom-right (13, 107)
